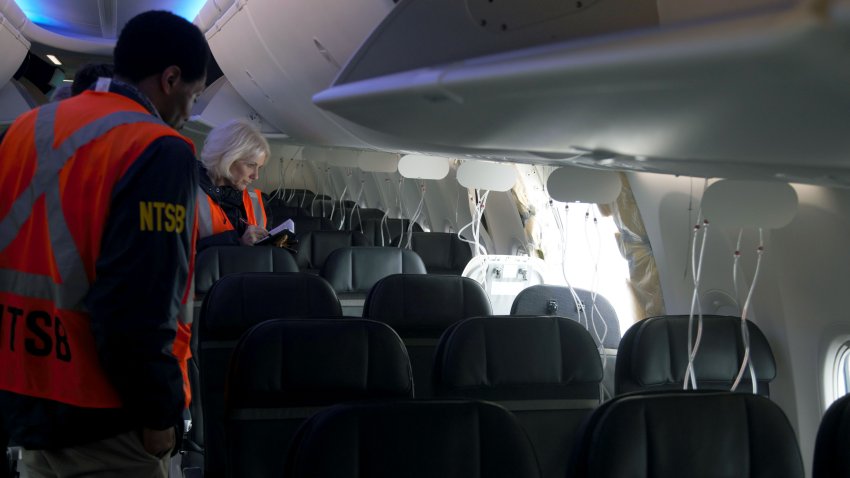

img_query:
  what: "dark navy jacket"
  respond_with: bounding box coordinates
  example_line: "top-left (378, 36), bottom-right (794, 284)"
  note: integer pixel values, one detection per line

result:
top-left (0, 81), bottom-right (197, 449)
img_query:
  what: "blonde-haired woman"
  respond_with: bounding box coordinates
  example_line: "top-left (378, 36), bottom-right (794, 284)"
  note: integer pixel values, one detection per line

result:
top-left (197, 118), bottom-right (272, 251)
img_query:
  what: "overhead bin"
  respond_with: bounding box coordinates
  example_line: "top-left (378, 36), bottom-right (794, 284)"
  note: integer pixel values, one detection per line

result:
top-left (0, 11), bottom-right (30, 90)
top-left (314, 3), bottom-right (850, 187)
top-left (334, 0), bottom-right (658, 84)
top-left (0, 81), bottom-right (35, 125)
top-left (188, 76), bottom-right (284, 134)
top-left (201, 0), bottom-right (397, 148)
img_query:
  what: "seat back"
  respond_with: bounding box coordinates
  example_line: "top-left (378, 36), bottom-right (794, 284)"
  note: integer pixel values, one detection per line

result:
top-left (346, 207), bottom-right (386, 232)
top-left (363, 274), bottom-right (492, 397)
top-left (510, 285), bottom-right (621, 348)
top-left (198, 272), bottom-right (341, 477)
top-left (511, 285), bottom-right (621, 397)
top-left (194, 246), bottom-right (299, 298)
top-left (226, 319), bottom-right (413, 477)
top-left (321, 247), bottom-right (427, 315)
top-left (615, 315), bottom-right (776, 395)
top-left (392, 232), bottom-right (474, 275)
top-left (265, 200), bottom-right (310, 223)
top-left (284, 400), bottom-right (541, 478)
top-left (308, 197), bottom-right (338, 218)
top-left (187, 246), bottom-right (299, 472)
top-left (813, 393), bottom-right (850, 478)
top-left (351, 216), bottom-right (423, 246)
top-left (270, 189), bottom-right (316, 208)
top-left (294, 230), bottom-right (372, 274)
top-left (568, 391), bottom-right (804, 478)
top-left (434, 316), bottom-right (602, 478)
top-left (292, 216), bottom-right (336, 236)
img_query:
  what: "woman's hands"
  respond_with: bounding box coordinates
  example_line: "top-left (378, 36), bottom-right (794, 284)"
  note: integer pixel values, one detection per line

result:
top-left (239, 225), bottom-right (270, 245)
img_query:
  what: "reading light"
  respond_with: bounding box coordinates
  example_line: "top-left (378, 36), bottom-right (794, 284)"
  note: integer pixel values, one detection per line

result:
top-left (46, 54), bottom-right (62, 65)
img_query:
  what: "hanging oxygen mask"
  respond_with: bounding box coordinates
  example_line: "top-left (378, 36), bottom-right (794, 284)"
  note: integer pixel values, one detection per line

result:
top-left (685, 179), bottom-right (798, 394)
top-left (550, 198), bottom-right (610, 401)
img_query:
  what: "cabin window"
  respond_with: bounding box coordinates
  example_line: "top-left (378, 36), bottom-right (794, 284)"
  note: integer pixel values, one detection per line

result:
top-left (831, 341), bottom-right (850, 403)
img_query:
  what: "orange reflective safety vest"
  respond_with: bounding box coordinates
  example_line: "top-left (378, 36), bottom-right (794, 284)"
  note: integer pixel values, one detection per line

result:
top-left (0, 92), bottom-right (196, 409)
top-left (197, 187), bottom-right (267, 239)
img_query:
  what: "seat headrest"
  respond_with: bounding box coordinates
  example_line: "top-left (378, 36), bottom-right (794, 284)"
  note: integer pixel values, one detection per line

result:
top-left (351, 217), bottom-right (423, 246)
top-left (392, 232), bottom-right (474, 275)
top-left (615, 315), bottom-right (776, 395)
top-left (199, 272), bottom-right (341, 341)
top-left (284, 400), bottom-right (541, 478)
top-left (295, 230), bottom-right (372, 269)
top-left (266, 202), bottom-right (310, 219)
top-left (363, 274), bottom-right (491, 337)
top-left (194, 246), bottom-right (299, 296)
top-left (292, 216), bottom-right (335, 235)
top-left (813, 392), bottom-right (850, 478)
top-left (511, 285), bottom-right (621, 348)
top-left (309, 198), bottom-right (344, 218)
top-left (227, 319), bottom-right (413, 408)
top-left (321, 247), bottom-right (427, 294)
top-left (569, 391), bottom-right (804, 478)
top-left (348, 208), bottom-right (386, 222)
top-left (434, 316), bottom-right (603, 400)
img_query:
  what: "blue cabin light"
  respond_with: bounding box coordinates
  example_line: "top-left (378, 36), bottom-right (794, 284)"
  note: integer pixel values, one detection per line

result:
top-left (14, 0), bottom-right (210, 37)
top-left (172, 0), bottom-right (208, 22)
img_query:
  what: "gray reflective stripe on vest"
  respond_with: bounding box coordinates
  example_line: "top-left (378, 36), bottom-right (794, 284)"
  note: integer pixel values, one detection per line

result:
top-left (0, 102), bottom-right (167, 310)
top-left (247, 190), bottom-right (265, 228)
top-left (197, 188), bottom-right (215, 238)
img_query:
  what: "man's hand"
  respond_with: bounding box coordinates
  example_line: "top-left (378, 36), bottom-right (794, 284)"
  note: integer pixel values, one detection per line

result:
top-left (142, 427), bottom-right (175, 457)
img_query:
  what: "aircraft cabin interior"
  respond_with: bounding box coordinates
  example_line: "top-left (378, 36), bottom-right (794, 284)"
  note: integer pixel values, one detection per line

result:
top-left (1, 0), bottom-right (850, 477)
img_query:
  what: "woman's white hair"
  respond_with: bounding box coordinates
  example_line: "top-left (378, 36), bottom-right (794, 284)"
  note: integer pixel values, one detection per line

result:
top-left (201, 118), bottom-right (270, 184)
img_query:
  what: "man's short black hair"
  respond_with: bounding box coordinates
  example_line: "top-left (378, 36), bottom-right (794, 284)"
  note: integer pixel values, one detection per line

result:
top-left (72, 63), bottom-right (114, 96)
top-left (114, 10), bottom-right (209, 83)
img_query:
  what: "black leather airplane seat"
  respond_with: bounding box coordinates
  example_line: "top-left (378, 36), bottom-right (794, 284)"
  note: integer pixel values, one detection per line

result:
top-left (390, 232), bottom-right (474, 275)
top-left (196, 272), bottom-right (340, 477)
top-left (294, 230), bottom-right (371, 274)
top-left (225, 318), bottom-right (412, 477)
top-left (284, 400), bottom-right (541, 478)
top-left (363, 274), bottom-right (492, 397)
top-left (568, 391), bottom-right (804, 478)
top-left (615, 314), bottom-right (776, 396)
top-left (321, 247), bottom-right (426, 316)
top-left (433, 315), bottom-right (602, 478)
top-left (813, 392), bottom-right (850, 478)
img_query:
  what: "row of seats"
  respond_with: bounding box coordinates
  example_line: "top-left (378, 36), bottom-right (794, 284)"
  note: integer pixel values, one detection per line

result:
top-left (200, 230), bottom-right (472, 278)
top-left (189, 268), bottom-right (792, 477)
top-left (212, 312), bottom-right (811, 478)
top-left (193, 271), bottom-right (486, 476)
top-left (266, 193), bottom-right (428, 246)
top-left (196, 243), bottom-right (471, 317)
top-left (186, 242), bottom-right (845, 477)
top-left (295, 230), bottom-right (472, 275)
top-left (220, 315), bottom-right (602, 477)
